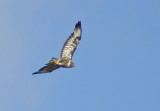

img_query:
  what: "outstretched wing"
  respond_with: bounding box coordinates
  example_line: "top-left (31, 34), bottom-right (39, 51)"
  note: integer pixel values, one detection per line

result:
top-left (32, 58), bottom-right (60, 74)
top-left (60, 21), bottom-right (82, 59)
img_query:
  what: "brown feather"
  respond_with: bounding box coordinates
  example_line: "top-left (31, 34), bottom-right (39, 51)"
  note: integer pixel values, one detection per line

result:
top-left (60, 21), bottom-right (82, 59)
top-left (33, 21), bottom-right (82, 74)
top-left (32, 58), bottom-right (60, 74)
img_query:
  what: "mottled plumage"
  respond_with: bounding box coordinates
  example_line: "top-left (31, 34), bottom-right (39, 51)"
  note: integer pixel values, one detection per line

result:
top-left (33, 21), bottom-right (82, 74)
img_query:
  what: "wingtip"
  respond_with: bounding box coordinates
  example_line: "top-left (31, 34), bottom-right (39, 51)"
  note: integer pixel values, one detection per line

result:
top-left (75, 21), bottom-right (81, 28)
top-left (32, 72), bottom-right (38, 75)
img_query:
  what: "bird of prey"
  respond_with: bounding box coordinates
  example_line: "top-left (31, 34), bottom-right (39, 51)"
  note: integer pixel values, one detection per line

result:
top-left (33, 21), bottom-right (82, 74)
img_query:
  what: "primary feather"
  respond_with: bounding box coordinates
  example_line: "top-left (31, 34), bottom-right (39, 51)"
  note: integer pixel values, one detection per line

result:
top-left (61, 21), bottom-right (82, 59)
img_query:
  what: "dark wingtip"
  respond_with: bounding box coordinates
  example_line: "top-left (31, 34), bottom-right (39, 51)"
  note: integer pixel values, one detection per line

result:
top-left (32, 72), bottom-right (38, 75)
top-left (75, 21), bottom-right (81, 28)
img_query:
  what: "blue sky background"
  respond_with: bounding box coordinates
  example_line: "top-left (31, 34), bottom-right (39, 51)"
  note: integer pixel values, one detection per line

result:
top-left (0, 0), bottom-right (160, 111)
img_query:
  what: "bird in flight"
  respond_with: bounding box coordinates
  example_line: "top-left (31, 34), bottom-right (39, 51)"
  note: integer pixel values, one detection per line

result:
top-left (33, 21), bottom-right (82, 74)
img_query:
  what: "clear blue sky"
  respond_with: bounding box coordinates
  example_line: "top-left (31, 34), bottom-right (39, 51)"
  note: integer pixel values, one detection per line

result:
top-left (0, 0), bottom-right (160, 111)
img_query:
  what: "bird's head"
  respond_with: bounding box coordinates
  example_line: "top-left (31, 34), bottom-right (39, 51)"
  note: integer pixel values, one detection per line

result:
top-left (71, 62), bottom-right (76, 67)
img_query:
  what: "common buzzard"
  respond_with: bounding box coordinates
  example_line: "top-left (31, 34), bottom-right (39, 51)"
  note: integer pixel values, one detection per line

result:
top-left (33, 21), bottom-right (82, 74)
